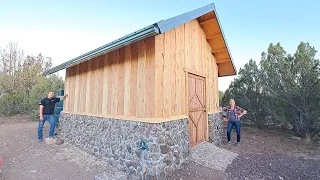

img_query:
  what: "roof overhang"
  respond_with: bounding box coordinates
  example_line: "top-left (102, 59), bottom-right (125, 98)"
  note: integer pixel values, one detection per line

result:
top-left (42, 25), bottom-right (160, 76)
top-left (43, 3), bottom-right (236, 77)
top-left (196, 9), bottom-right (236, 77)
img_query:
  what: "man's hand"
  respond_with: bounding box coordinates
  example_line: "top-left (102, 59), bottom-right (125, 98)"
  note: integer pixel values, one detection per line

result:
top-left (61, 94), bottom-right (68, 100)
top-left (40, 116), bottom-right (44, 121)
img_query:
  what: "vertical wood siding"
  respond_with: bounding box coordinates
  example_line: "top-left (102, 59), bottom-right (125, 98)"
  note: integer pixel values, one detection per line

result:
top-left (154, 19), bottom-right (219, 118)
top-left (64, 19), bottom-right (219, 121)
top-left (64, 37), bottom-right (156, 118)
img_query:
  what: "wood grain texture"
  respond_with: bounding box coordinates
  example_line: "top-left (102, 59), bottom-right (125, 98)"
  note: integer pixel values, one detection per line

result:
top-left (163, 30), bottom-right (171, 118)
top-left (64, 37), bottom-right (156, 118)
top-left (197, 11), bottom-right (235, 76)
top-left (97, 56), bottom-right (104, 114)
top-left (118, 48), bottom-right (125, 116)
top-left (101, 54), bottom-right (109, 114)
top-left (69, 66), bottom-right (75, 112)
top-left (123, 46), bottom-right (131, 116)
top-left (64, 68), bottom-right (70, 112)
top-left (145, 37), bottom-right (155, 118)
top-left (106, 52), bottom-right (113, 114)
top-left (111, 50), bottom-right (119, 115)
top-left (154, 34), bottom-right (164, 118)
top-left (73, 65), bottom-right (80, 113)
top-left (153, 19), bottom-right (219, 118)
top-left (91, 57), bottom-right (99, 114)
top-left (129, 43), bottom-right (138, 117)
top-left (85, 61), bottom-right (92, 113)
top-left (187, 74), bottom-right (207, 147)
top-left (63, 19), bottom-right (221, 121)
top-left (78, 62), bottom-right (86, 112)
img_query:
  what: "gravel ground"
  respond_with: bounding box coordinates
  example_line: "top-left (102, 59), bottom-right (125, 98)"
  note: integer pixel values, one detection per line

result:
top-left (170, 124), bottom-right (320, 180)
top-left (226, 152), bottom-right (320, 180)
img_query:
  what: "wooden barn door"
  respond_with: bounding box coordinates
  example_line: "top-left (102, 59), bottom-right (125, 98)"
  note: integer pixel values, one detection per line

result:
top-left (188, 73), bottom-right (207, 147)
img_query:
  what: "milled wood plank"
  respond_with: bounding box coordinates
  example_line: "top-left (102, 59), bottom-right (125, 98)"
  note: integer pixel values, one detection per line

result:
top-left (70, 66), bottom-right (75, 112)
top-left (209, 56), bottom-right (214, 112)
top-left (197, 12), bottom-right (216, 24)
top-left (64, 68), bottom-right (69, 112)
top-left (169, 29), bottom-right (177, 116)
top-left (199, 18), bottom-right (216, 26)
top-left (163, 30), bottom-right (171, 118)
top-left (200, 24), bottom-right (205, 73)
top-left (79, 62), bottom-right (86, 112)
top-left (97, 56), bottom-right (104, 114)
top-left (145, 37), bottom-right (155, 118)
top-left (107, 52), bottom-right (113, 114)
top-left (154, 34), bottom-right (164, 118)
top-left (180, 24), bottom-right (186, 115)
top-left (123, 45), bottom-right (131, 116)
top-left (205, 44), bottom-right (210, 113)
top-left (85, 61), bottom-right (92, 113)
top-left (111, 50), bottom-right (119, 115)
top-left (101, 54), bottom-right (109, 114)
top-left (81, 62), bottom-right (88, 113)
top-left (190, 20), bottom-right (196, 71)
top-left (184, 21), bottom-right (191, 69)
top-left (92, 57), bottom-right (100, 114)
top-left (214, 62), bottom-right (219, 111)
top-left (194, 20), bottom-right (200, 72)
top-left (117, 48), bottom-right (125, 116)
top-left (175, 25), bottom-right (182, 116)
top-left (129, 43), bottom-right (138, 117)
top-left (137, 41), bottom-right (146, 118)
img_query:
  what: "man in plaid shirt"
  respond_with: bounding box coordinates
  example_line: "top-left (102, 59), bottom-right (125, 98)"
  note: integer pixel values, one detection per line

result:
top-left (220, 99), bottom-right (247, 146)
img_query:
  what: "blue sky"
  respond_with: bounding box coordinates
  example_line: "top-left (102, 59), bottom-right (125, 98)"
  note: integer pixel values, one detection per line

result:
top-left (1, 0), bottom-right (319, 91)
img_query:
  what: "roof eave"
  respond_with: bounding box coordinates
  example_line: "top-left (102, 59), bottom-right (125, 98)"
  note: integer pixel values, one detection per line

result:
top-left (218, 71), bottom-right (237, 77)
top-left (213, 9), bottom-right (237, 76)
top-left (43, 3), bottom-right (237, 77)
top-left (43, 24), bottom-right (160, 76)
top-left (156, 3), bottom-right (216, 33)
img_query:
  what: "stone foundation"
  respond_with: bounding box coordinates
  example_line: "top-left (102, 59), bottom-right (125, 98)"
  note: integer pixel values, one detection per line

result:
top-left (208, 113), bottom-right (224, 146)
top-left (58, 113), bottom-right (189, 179)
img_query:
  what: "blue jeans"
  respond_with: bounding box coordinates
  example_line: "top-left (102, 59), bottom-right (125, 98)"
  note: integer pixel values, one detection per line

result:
top-left (38, 115), bottom-right (55, 140)
top-left (227, 121), bottom-right (241, 142)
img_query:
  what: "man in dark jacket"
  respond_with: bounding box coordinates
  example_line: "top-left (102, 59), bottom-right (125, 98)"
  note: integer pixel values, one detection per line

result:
top-left (38, 91), bottom-right (68, 142)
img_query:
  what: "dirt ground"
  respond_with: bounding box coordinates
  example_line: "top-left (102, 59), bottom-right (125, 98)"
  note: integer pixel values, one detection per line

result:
top-left (1, 116), bottom-right (320, 180)
top-left (0, 116), bottom-right (117, 180)
top-left (171, 123), bottom-right (320, 180)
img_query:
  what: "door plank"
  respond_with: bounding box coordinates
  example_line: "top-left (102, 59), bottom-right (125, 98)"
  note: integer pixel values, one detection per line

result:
top-left (188, 73), bottom-right (207, 147)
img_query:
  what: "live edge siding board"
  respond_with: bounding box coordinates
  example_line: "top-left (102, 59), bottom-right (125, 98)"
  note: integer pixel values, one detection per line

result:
top-left (64, 19), bottom-right (219, 122)
top-left (65, 37), bottom-right (156, 119)
top-left (154, 19), bottom-right (219, 118)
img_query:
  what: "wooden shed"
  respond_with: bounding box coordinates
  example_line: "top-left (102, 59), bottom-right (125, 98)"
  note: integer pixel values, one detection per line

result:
top-left (44, 3), bottom-right (236, 179)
